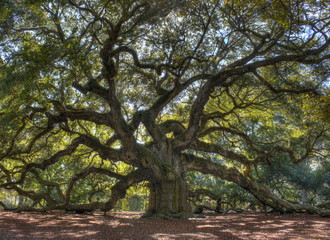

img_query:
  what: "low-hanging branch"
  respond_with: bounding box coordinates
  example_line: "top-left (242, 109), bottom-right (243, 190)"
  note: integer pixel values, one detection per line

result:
top-left (64, 166), bottom-right (127, 206)
top-left (185, 154), bottom-right (330, 217)
top-left (0, 137), bottom-right (83, 188)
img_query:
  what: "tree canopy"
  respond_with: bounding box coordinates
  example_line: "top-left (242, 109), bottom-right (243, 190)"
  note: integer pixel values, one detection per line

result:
top-left (0, 0), bottom-right (329, 219)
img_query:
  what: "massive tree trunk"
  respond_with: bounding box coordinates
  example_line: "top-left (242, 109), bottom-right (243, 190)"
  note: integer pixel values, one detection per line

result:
top-left (142, 149), bottom-right (193, 219)
top-left (144, 172), bottom-right (192, 219)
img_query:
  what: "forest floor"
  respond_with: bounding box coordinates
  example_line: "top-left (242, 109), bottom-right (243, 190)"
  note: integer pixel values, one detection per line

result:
top-left (0, 211), bottom-right (329, 240)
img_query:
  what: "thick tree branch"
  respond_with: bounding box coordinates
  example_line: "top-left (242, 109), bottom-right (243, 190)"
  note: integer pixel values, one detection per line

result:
top-left (212, 38), bottom-right (330, 86)
top-left (192, 140), bottom-right (253, 166)
top-left (1, 137), bottom-right (83, 188)
top-left (103, 168), bottom-right (150, 211)
top-left (186, 155), bottom-right (330, 216)
top-left (72, 79), bottom-right (110, 102)
top-left (111, 46), bottom-right (168, 74)
top-left (253, 71), bottom-right (319, 95)
top-left (192, 137), bottom-right (316, 166)
top-left (77, 134), bottom-right (132, 165)
top-left (198, 126), bottom-right (264, 153)
top-left (51, 100), bottom-right (112, 127)
top-left (65, 166), bottom-right (126, 206)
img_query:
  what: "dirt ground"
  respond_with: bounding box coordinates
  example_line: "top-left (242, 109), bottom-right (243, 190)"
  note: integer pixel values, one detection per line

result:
top-left (0, 211), bottom-right (329, 240)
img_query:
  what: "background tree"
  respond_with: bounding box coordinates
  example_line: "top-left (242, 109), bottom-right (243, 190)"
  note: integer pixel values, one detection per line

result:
top-left (0, 0), bottom-right (329, 219)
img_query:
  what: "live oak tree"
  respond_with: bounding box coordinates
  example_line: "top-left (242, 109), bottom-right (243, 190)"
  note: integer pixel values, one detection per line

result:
top-left (0, 0), bottom-right (330, 219)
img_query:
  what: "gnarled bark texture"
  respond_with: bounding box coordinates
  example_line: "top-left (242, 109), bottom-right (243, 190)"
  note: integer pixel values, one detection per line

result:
top-left (145, 172), bottom-right (192, 219)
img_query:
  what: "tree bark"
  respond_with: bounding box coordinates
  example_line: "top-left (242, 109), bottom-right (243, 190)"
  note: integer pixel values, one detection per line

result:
top-left (142, 150), bottom-right (193, 219)
top-left (144, 171), bottom-right (192, 219)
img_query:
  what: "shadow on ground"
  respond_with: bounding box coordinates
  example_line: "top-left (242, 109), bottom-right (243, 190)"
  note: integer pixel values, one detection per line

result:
top-left (0, 211), bottom-right (329, 239)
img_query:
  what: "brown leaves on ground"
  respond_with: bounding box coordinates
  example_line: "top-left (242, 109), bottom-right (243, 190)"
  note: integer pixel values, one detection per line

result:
top-left (0, 211), bottom-right (329, 239)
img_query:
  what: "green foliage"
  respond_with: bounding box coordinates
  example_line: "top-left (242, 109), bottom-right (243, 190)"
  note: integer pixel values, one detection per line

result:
top-left (255, 155), bottom-right (330, 203)
top-left (304, 93), bottom-right (330, 124)
top-left (187, 171), bottom-right (256, 208)
top-left (0, 0), bottom-right (329, 215)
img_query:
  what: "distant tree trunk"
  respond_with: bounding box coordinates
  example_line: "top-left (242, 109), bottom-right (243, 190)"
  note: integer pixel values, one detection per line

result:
top-left (0, 201), bottom-right (6, 209)
top-left (301, 190), bottom-right (308, 204)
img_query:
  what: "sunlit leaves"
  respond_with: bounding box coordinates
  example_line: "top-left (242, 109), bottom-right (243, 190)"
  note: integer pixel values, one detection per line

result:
top-left (304, 93), bottom-right (330, 124)
top-left (223, 0), bottom-right (328, 29)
